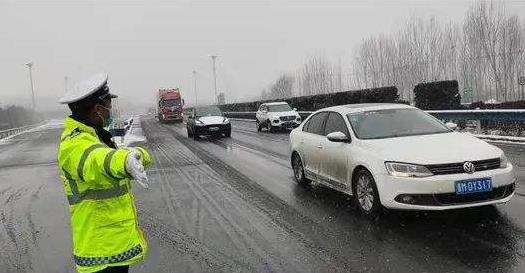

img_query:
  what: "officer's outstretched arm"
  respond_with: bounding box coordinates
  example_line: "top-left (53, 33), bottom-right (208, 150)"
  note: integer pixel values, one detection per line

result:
top-left (80, 144), bottom-right (132, 182)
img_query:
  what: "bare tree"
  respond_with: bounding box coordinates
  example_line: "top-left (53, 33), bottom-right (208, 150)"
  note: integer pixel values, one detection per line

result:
top-left (270, 74), bottom-right (294, 99)
top-left (296, 56), bottom-right (339, 96)
top-left (352, 0), bottom-right (525, 103)
top-left (259, 74), bottom-right (295, 100)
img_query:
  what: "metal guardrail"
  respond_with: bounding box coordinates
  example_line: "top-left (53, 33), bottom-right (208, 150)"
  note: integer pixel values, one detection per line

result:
top-left (224, 109), bottom-right (525, 139)
top-left (224, 111), bottom-right (313, 120)
top-left (109, 116), bottom-right (134, 137)
top-left (0, 124), bottom-right (41, 140)
top-left (225, 109), bottom-right (525, 122)
top-left (427, 109), bottom-right (525, 121)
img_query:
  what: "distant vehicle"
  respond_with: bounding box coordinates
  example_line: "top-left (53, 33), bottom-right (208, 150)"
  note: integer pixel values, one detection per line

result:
top-left (255, 102), bottom-right (302, 132)
top-left (157, 88), bottom-right (184, 123)
top-left (289, 103), bottom-right (515, 215)
top-left (186, 106), bottom-right (231, 139)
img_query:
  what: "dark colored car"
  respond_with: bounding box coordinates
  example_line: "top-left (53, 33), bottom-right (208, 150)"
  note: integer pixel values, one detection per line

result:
top-left (186, 106), bottom-right (232, 139)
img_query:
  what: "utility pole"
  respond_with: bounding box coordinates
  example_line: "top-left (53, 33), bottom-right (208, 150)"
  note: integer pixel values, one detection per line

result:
top-left (25, 62), bottom-right (35, 110)
top-left (64, 76), bottom-right (69, 93)
top-left (192, 70), bottom-right (198, 106)
top-left (338, 57), bottom-right (343, 92)
top-left (211, 55), bottom-right (218, 104)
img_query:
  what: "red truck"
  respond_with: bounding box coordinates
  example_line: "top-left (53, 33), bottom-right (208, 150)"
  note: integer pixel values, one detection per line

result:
top-left (157, 88), bottom-right (184, 123)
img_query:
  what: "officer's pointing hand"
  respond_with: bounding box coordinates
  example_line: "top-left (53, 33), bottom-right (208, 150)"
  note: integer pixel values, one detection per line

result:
top-left (125, 151), bottom-right (149, 189)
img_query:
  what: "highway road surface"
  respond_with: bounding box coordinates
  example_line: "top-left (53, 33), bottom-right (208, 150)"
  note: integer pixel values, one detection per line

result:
top-left (0, 117), bottom-right (524, 273)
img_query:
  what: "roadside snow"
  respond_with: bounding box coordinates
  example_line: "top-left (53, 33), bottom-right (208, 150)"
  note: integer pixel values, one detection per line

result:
top-left (473, 134), bottom-right (525, 144)
top-left (0, 119), bottom-right (64, 143)
top-left (116, 116), bottom-right (147, 147)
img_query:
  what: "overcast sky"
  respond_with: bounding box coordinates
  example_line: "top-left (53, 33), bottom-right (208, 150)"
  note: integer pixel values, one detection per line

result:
top-left (1, 0), bottom-right (524, 111)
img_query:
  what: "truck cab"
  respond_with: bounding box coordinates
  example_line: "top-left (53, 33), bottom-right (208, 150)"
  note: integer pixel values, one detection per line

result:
top-left (157, 88), bottom-right (184, 123)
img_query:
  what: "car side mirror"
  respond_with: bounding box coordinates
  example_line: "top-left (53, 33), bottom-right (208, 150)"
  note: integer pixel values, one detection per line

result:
top-left (327, 131), bottom-right (350, 143)
top-left (293, 108), bottom-right (297, 111)
top-left (446, 122), bottom-right (458, 131)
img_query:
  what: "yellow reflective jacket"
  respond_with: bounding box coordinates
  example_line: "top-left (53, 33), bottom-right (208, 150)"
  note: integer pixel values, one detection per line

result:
top-left (57, 117), bottom-right (151, 273)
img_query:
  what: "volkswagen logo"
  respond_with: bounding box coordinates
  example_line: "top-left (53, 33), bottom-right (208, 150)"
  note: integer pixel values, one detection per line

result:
top-left (463, 161), bottom-right (475, 174)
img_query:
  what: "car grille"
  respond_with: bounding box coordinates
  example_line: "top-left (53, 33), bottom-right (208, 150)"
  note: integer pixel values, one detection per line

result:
top-left (279, 116), bottom-right (296, 121)
top-left (197, 124), bottom-right (230, 133)
top-left (425, 158), bottom-right (500, 175)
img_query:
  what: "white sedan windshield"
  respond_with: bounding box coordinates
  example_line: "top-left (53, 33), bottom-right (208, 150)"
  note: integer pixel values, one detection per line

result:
top-left (268, 104), bottom-right (292, 112)
top-left (347, 108), bottom-right (450, 139)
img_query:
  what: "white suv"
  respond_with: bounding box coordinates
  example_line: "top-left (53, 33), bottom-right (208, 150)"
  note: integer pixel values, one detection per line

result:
top-left (256, 102), bottom-right (302, 132)
top-left (289, 103), bottom-right (515, 215)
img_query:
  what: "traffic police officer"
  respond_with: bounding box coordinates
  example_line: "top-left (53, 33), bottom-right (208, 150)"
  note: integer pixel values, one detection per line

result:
top-left (57, 73), bottom-right (151, 273)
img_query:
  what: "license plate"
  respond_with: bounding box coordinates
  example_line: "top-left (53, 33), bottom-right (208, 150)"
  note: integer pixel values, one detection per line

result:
top-left (209, 127), bottom-right (219, 131)
top-left (455, 178), bottom-right (492, 195)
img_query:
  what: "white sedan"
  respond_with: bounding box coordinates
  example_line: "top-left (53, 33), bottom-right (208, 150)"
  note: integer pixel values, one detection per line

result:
top-left (289, 103), bottom-right (516, 215)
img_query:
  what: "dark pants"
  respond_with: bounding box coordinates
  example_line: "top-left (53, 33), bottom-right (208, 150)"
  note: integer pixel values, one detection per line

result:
top-left (96, 265), bottom-right (129, 273)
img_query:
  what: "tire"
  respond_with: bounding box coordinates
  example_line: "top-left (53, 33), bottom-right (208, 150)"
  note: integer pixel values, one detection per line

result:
top-left (187, 127), bottom-right (193, 138)
top-left (256, 120), bottom-right (262, 132)
top-left (193, 130), bottom-right (199, 140)
top-left (267, 120), bottom-right (273, 133)
top-left (224, 129), bottom-right (232, 138)
top-left (291, 153), bottom-right (310, 186)
top-left (352, 169), bottom-right (382, 215)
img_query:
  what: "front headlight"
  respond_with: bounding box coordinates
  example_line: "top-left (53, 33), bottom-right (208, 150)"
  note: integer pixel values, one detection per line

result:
top-left (500, 154), bottom-right (509, 168)
top-left (385, 162), bottom-right (433, 177)
top-left (223, 118), bottom-right (230, 124)
top-left (195, 119), bottom-right (204, 126)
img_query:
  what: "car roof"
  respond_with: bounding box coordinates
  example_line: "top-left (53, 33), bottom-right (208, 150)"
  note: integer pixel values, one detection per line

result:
top-left (263, 101), bottom-right (289, 106)
top-left (318, 103), bottom-right (414, 114)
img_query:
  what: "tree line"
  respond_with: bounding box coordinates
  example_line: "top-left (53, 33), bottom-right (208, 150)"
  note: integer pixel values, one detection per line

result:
top-left (260, 0), bottom-right (525, 104)
top-left (0, 105), bottom-right (40, 130)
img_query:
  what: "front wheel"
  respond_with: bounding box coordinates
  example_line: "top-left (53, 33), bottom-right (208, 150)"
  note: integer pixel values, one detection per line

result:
top-left (256, 120), bottom-right (262, 132)
top-left (187, 127), bottom-right (193, 138)
top-left (352, 169), bottom-right (382, 215)
top-left (267, 120), bottom-right (274, 133)
top-left (292, 154), bottom-right (310, 186)
top-left (224, 130), bottom-right (232, 138)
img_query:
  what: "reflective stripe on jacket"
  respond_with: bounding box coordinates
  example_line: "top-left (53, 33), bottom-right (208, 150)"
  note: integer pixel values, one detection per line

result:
top-left (57, 117), bottom-right (151, 273)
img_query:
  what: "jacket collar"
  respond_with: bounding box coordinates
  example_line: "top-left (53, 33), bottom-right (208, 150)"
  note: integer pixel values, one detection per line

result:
top-left (64, 115), bottom-right (116, 148)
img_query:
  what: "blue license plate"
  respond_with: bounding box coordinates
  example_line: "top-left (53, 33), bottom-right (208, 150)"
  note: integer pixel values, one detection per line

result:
top-left (455, 178), bottom-right (493, 195)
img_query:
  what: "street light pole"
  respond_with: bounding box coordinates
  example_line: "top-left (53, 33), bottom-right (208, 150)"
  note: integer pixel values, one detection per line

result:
top-left (64, 76), bottom-right (68, 93)
top-left (25, 62), bottom-right (35, 110)
top-left (211, 55), bottom-right (218, 104)
top-left (192, 70), bottom-right (198, 106)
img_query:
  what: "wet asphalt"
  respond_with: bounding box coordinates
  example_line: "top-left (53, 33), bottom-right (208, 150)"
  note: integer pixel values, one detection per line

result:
top-left (0, 118), bottom-right (524, 273)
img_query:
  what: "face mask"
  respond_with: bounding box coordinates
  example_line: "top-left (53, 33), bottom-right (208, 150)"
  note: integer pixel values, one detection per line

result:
top-left (97, 105), bottom-right (114, 127)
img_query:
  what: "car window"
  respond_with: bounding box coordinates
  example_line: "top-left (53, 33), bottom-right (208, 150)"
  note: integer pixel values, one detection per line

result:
top-left (268, 104), bottom-right (292, 112)
top-left (161, 98), bottom-right (182, 107)
top-left (304, 112), bottom-right (328, 135)
top-left (195, 106), bottom-right (223, 117)
top-left (347, 108), bottom-right (450, 139)
top-left (324, 112), bottom-right (349, 136)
